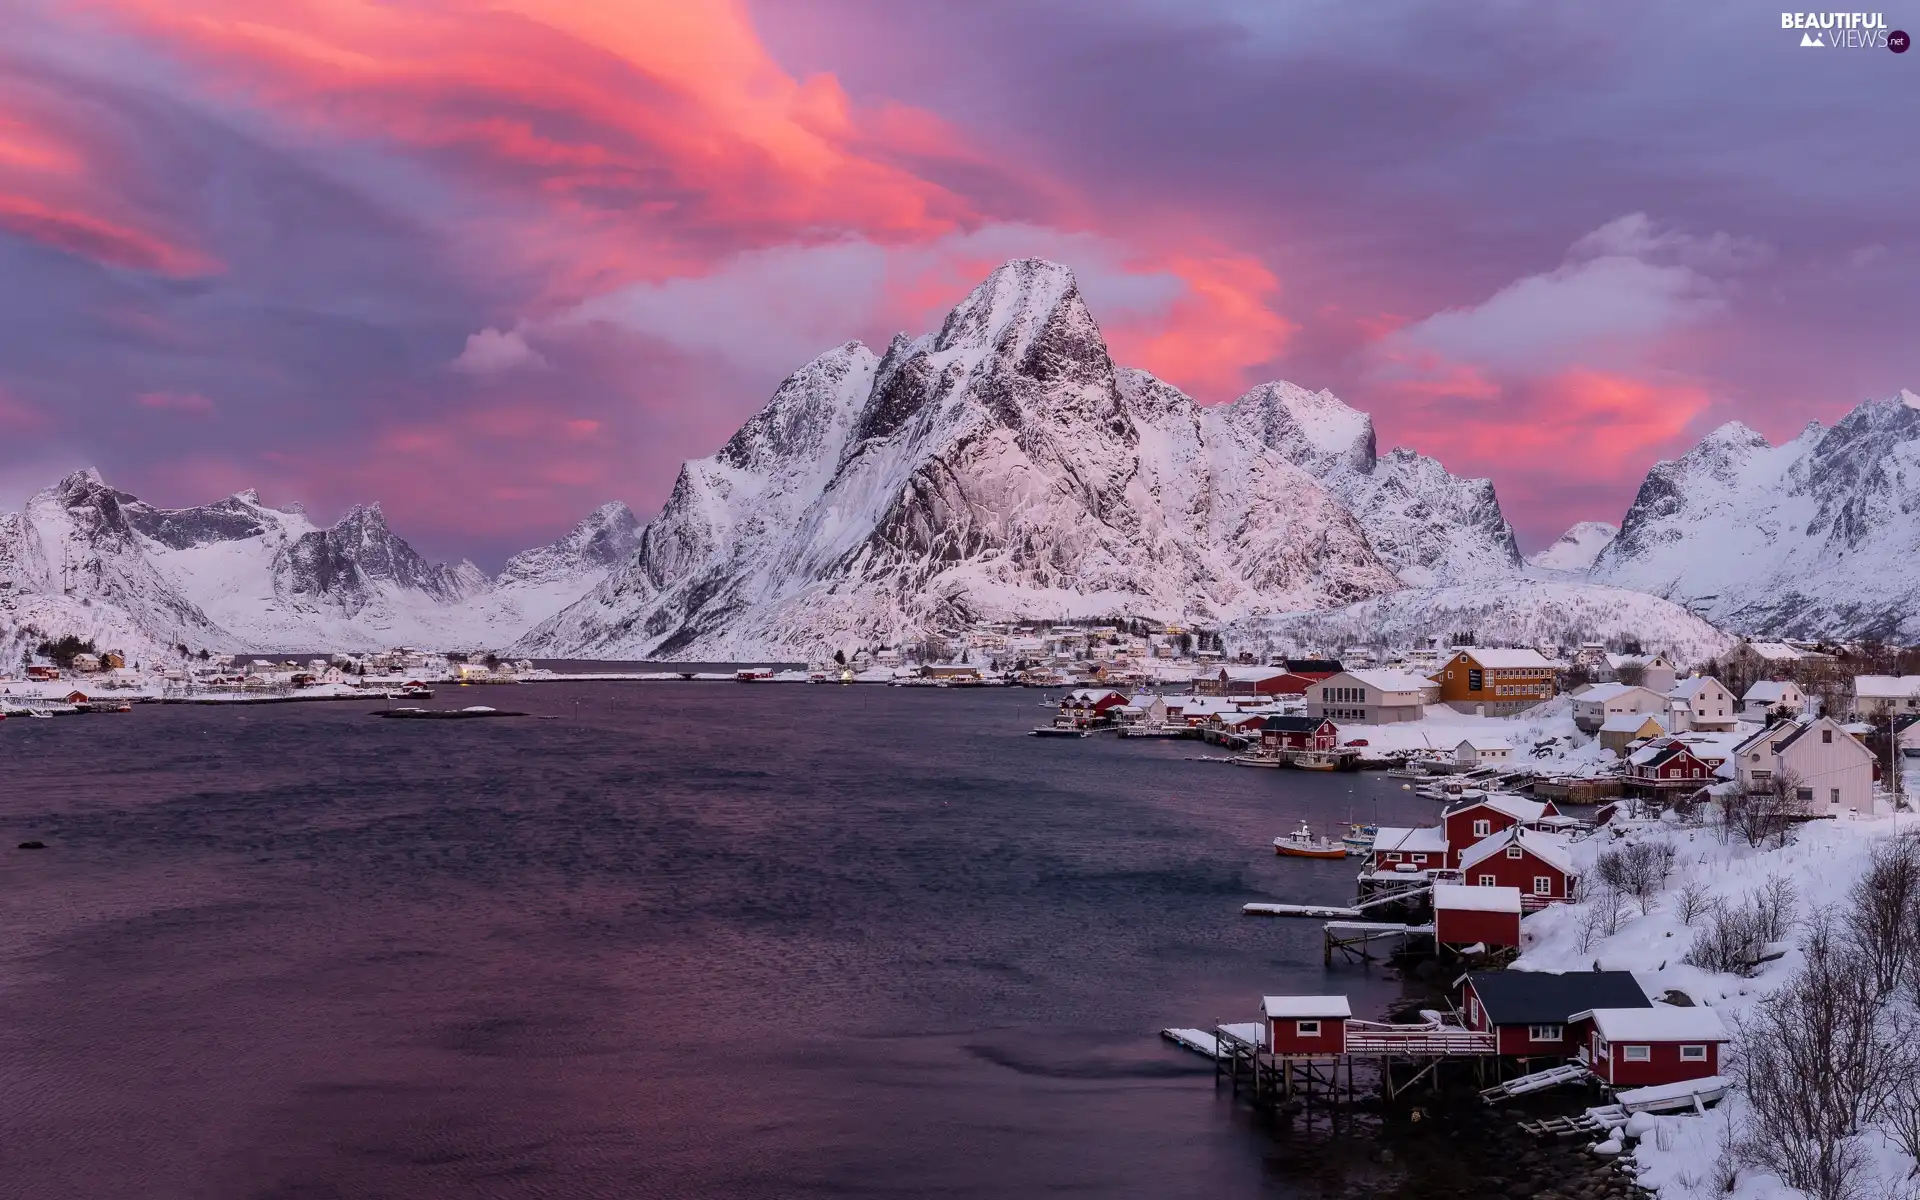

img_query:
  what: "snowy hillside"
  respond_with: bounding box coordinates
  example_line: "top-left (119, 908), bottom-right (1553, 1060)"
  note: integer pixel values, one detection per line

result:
top-left (518, 259), bottom-right (1537, 660)
top-left (0, 471), bottom-right (636, 653)
top-left (1590, 390), bottom-right (1920, 639)
top-left (1227, 579), bottom-right (1737, 667)
top-left (1526, 521), bottom-right (1618, 573)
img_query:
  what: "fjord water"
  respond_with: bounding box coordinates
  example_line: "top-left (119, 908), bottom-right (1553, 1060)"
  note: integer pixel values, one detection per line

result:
top-left (0, 686), bottom-right (1441, 1198)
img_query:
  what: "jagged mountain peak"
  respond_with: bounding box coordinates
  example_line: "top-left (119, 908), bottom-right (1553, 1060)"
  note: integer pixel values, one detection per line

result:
top-left (1527, 521), bottom-right (1619, 573)
top-left (1221, 380), bottom-right (1376, 476)
top-left (497, 501), bottom-right (643, 585)
top-left (932, 257), bottom-right (1081, 359)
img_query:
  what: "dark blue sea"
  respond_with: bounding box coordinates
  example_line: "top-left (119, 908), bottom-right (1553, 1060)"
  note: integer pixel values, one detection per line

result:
top-left (0, 685), bottom-right (1448, 1198)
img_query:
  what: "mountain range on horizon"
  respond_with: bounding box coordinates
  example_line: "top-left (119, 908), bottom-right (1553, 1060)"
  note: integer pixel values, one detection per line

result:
top-left (2, 258), bottom-right (1916, 662)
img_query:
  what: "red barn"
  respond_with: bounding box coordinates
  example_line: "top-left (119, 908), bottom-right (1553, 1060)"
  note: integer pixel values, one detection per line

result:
top-left (1197, 666), bottom-right (1320, 697)
top-left (1458, 827), bottom-right (1578, 906)
top-left (1579, 1007), bottom-right (1728, 1087)
top-left (1433, 884), bottom-right (1522, 949)
top-left (1441, 795), bottom-right (1561, 868)
top-left (1261, 995), bottom-right (1349, 1057)
top-left (1368, 826), bottom-right (1449, 873)
top-left (1258, 715), bottom-right (1338, 753)
top-left (1461, 970), bottom-right (1650, 1060)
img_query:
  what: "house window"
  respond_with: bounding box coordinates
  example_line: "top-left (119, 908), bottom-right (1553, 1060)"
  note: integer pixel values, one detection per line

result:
top-left (1831, 788), bottom-right (1841, 806)
top-left (1386, 853), bottom-right (1402, 862)
top-left (1796, 787), bottom-right (1814, 803)
top-left (1468, 997), bottom-right (1479, 1024)
top-left (1506, 846), bottom-right (1523, 860)
top-left (1594, 1038), bottom-right (1610, 1059)
top-left (1473, 819), bottom-right (1491, 837)
top-left (1446, 671), bottom-right (1453, 680)
top-left (1478, 874), bottom-right (1496, 887)
top-left (1622, 1045), bottom-right (1651, 1062)
top-left (1533, 875), bottom-right (1554, 896)
top-left (1529, 1024), bottom-right (1563, 1042)
top-left (1296, 1020), bottom-right (1320, 1036)
top-left (1410, 854), bottom-right (1426, 864)
top-left (1680, 1045), bottom-right (1708, 1062)
top-left (1822, 729), bottom-right (1832, 744)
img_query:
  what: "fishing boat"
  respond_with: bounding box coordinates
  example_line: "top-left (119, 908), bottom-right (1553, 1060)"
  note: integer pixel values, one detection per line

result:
top-left (1272, 821), bottom-right (1349, 859)
top-left (1341, 822), bottom-right (1378, 855)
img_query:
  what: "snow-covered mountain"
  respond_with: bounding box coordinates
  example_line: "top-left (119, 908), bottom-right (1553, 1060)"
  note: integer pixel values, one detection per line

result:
top-left (1589, 390), bottom-right (1920, 640)
top-left (0, 470), bottom-right (638, 653)
top-left (517, 258), bottom-right (1530, 660)
top-left (1527, 521), bottom-right (1619, 573)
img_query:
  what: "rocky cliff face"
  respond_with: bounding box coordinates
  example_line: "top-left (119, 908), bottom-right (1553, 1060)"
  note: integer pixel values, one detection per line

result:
top-left (1590, 390), bottom-right (1920, 639)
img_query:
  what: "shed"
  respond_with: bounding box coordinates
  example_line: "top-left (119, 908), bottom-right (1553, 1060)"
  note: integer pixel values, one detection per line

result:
top-left (1433, 884), bottom-right (1522, 948)
top-left (1578, 1006), bottom-right (1729, 1087)
top-left (1261, 995), bottom-right (1350, 1056)
top-left (1454, 737), bottom-right (1514, 766)
top-left (1368, 825), bottom-right (1449, 873)
top-left (1462, 970), bottom-right (1649, 1058)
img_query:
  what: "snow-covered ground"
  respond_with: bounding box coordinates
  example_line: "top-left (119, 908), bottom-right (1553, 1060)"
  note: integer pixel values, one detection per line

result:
top-left (1514, 804), bottom-right (1920, 1197)
top-left (1324, 695), bottom-right (1614, 775)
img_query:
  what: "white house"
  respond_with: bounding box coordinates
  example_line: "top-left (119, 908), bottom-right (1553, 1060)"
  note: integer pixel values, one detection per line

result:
top-left (1741, 680), bottom-right (1805, 720)
top-left (1853, 675), bottom-right (1920, 718)
top-left (1667, 676), bottom-right (1738, 733)
top-left (1122, 693), bottom-right (1170, 727)
top-left (1732, 715), bottom-right (1878, 815)
top-left (1307, 670), bottom-right (1438, 724)
top-left (1607, 652), bottom-right (1677, 694)
top-left (1571, 682), bottom-right (1670, 732)
top-left (1455, 737), bottom-right (1513, 767)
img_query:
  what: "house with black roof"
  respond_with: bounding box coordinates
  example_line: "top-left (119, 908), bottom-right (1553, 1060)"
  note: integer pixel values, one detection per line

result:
top-left (1258, 715), bottom-right (1338, 755)
top-left (1461, 970), bottom-right (1650, 1059)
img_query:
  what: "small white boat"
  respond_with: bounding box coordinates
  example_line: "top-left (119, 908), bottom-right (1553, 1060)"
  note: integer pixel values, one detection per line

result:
top-left (27, 709), bottom-right (53, 720)
top-left (1272, 821), bottom-right (1349, 859)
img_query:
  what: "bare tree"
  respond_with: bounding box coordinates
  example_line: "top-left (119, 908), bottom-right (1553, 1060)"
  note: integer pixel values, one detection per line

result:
top-left (1675, 881), bottom-right (1715, 926)
top-left (1723, 772), bottom-right (1802, 848)
top-left (1847, 835), bottom-right (1920, 999)
top-left (1881, 1027), bottom-right (1920, 1179)
top-left (1614, 662), bottom-right (1646, 687)
top-left (1685, 877), bottom-right (1795, 976)
top-left (1737, 921), bottom-right (1899, 1200)
top-left (1595, 841), bottom-right (1676, 912)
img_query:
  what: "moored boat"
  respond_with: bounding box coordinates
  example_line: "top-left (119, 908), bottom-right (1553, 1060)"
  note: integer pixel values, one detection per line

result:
top-left (1341, 822), bottom-right (1378, 855)
top-left (1272, 821), bottom-right (1349, 859)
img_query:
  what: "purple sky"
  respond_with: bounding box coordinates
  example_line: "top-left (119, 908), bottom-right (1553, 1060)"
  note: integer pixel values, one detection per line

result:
top-left (1, 0), bottom-right (1914, 566)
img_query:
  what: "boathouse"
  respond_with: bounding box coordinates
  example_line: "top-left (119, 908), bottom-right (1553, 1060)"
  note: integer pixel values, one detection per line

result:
top-left (1577, 1006), bottom-right (1729, 1087)
top-left (1059, 688), bottom-right (1129, 727)
top-left (1258, 715), bottom-right (1338, 754)
top-left (1457, 826), bottom-right (1578, 905)
top-left (1461, 970), bottom-right (1650, 1059)
top-left (1440, 795), bottom-right (1560, 867)
top-left (1433, 884), bottom-right (1522, 949)
top-left (1368, 826), bottom-right (1449, 873)
top-left (1262, 996), bottom-right (1349, 1057)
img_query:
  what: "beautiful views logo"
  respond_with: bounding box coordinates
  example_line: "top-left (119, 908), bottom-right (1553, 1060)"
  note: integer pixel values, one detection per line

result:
top-left (1781, 11), bottom-right (1907, 49)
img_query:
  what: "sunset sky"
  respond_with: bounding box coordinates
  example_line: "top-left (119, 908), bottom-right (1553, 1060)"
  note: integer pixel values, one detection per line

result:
top-left (2, 0), bottom-right (1914, 565)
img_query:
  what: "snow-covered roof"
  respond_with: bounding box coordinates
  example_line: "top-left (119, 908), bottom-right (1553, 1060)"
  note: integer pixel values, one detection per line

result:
top-left (1855, 675), bottom-right (1920, 699)
top-left (1337, 669), bottom-right (1437, 695)
top-left (1668, 676), bottom-right (1727, 701)
top-left (1576, 681), bottom-right (1637, 703)
top-left (1454, 647), bottom-right (1556, 670)
top-left (1448, 794), bottom-right (1547, 823)
top-left (1459, 827), bottom-right (1575, 875)
top-left (1127, 693), bottom-right (1160, 707)
top-left (1742, 641), bottom-right (1805, 662)
top-left (1455, 738), bottom-right (1512, 753)
top-left (1372, 825), bottom-right (1449, 854)
top-left (1599, 712), bottom-right (1664, 733)
top-left (1064, 688), bottom-right (1125, 702)
top-left (1606, 652), bottom-right (1669, 670)
top-left (1582, 1006), bottom-right (1729, 1043)
top-left (1741, 680), bottom-right (1799, 703)
top-left (1220, 665), bottom-right (1289, 681)
top-left (1434, 884), bottom-right (1522, 913)
top-left (1262, 995), bottom-right (1351, 1019)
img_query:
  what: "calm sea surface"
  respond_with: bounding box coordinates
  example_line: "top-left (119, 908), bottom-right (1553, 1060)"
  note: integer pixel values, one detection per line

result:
top-left (0, 685), bottom-right (1446, 1198)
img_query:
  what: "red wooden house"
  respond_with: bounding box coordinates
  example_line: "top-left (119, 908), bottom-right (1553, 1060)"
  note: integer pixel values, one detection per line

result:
top-left (1261, 995), bottom-right (1350, 1057)
top-left (1461, 970), bottom-right (1650, 1060)
top-left (1441, 795), bottom-right (1560, 868)
top-left (1624, 738), bottom-right (1715, 794)
top-left (1367, 826), bottom-right (1449, 874)
top-left (26, 665), bottom-right (60, 680)
top-left (1058, 689), bottom-right (1129, 728)
top-left (1458, 827), bottom-right (1578, 905)
top-left (1578, 1007), bottom-right (1729, 1087)
top-left (1433, 884), bottom-right (1522, 949)
top-left (1258, 715), bottom-right (1338, 754)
